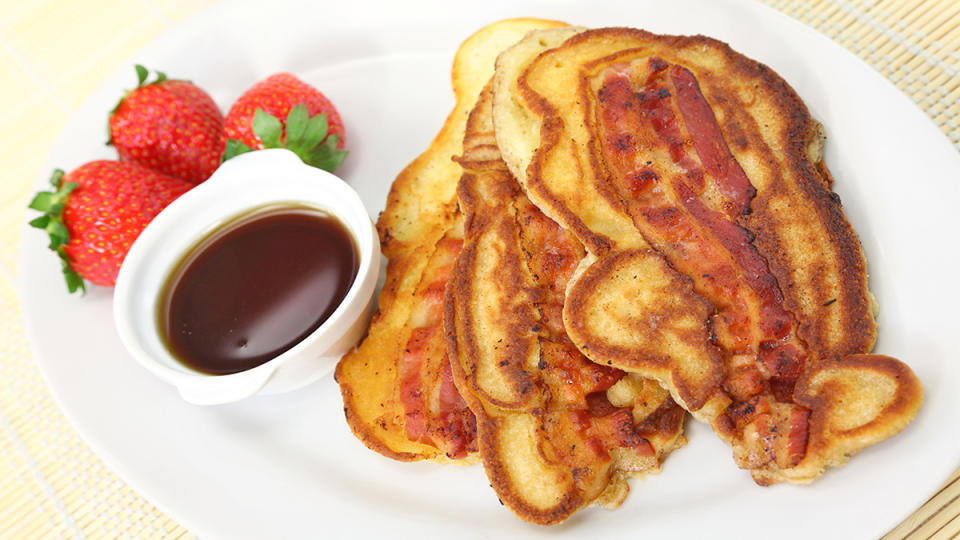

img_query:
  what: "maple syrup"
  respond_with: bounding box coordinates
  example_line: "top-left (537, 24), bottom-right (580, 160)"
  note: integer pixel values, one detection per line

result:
top-left (158, 204), bottom-right (358, 375)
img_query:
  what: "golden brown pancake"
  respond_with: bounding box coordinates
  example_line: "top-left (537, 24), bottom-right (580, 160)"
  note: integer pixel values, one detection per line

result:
top-left (444, 81), bottom-right (686, 524)
top-left (335, 18), bottom-right (569, 463)
top-left (492, 27), bottom-right (922, 484)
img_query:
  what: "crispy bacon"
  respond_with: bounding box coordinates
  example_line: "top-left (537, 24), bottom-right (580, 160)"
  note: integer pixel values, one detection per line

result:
top-left (783, 406), bottom-right (811, 468)
top-left (670, 65), bottom-right (755, 215)
top-left (516, 197), bottom-right (583, 339)
top-left (596, 57), bottom-right (812, 468)
top-left (434, 359), bottom-right (477, 459)
top-left (635, 397), bottom-right (687, 442)
top-left (398, 326), bottom-right (434, 443)
top-left (397, 235), bottom-right (476, 459)
top-left (519, 199), bottom-right (669, 472)
top-left (540, 342), bottom-right (624, 407)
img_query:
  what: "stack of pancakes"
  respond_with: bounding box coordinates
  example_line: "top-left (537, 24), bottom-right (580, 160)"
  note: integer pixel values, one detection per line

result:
top-left (336, 18), bottom-right (923, 525)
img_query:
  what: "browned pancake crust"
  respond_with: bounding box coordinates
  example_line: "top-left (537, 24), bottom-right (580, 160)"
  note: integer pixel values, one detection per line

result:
top-left (563, 249), bottom-right (723, 411)
top-left (495, 27), bottom-right (922, 484)
top-left (445, 83), bottom-right (686, 524)
top-left (336, 18), bottom-right (569, 462)
top-left (516, 28), bottom-right (874, 360)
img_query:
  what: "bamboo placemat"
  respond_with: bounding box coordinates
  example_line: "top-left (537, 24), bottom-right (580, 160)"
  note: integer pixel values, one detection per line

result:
top-left (0, 1), bottom-right (957, 538)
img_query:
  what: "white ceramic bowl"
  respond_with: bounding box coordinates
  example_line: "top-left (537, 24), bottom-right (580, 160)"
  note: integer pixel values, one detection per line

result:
top-left (113, 149), bottom-right (380, 405)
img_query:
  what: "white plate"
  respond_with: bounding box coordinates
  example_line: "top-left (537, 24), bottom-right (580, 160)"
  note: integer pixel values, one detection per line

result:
top-left (18, 1), bottom-right (960, 538)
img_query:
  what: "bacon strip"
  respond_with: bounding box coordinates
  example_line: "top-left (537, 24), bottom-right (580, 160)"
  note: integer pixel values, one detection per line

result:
top-left (445, 79), bottom-right (687, 521)
top-left (595, 57), bottom-right (811, 469)
top-left (670, 65), bottom-right (755, 215)
top-left (398, 326), bottom-right (434, 442)
top-left (397, 236), bottom-right (476, 459)
top-left (502, 26), bottom-right (921, 488)
top-left (518, 201), bottom-right (662, 468)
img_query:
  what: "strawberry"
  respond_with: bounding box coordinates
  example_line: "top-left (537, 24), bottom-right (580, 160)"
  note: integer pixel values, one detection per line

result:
top-left (109, 65), bottom-right (226, 184)
top-left (223, 73), bottom-right (347, 171)
top-left (28, 161), bottom-right (193, 293)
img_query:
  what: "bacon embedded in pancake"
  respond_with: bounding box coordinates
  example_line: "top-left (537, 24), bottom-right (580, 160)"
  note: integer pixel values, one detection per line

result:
top-left (394, 230), bottom-right (476, 458)
top-left (493, 27), bottom-right (922, 484)
top-left (336, 18), bottom-right (570, 462)
top-left (336, 216), bottom-right (476, 461)
top-left (444, 82), bottom-right (685, 525)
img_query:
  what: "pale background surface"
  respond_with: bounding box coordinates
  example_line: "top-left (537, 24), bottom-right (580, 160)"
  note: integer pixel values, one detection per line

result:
top-left (1, 1), bottom-right (957, 538)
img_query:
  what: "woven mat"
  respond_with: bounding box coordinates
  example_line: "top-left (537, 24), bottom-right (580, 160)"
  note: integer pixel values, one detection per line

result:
top-left (1, 1), bottom-right (957, 538)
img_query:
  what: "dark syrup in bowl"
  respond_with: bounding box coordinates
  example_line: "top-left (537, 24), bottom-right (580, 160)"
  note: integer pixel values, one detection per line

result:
top-left (158, 204), bottom-right (359, 375)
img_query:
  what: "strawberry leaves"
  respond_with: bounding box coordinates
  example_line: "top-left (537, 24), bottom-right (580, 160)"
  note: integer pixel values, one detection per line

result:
top-left (252, 107), bottom-right (284, 147)
top-left (28, 170), bottom-right (85, 294)
top-left (222, 104), bottom-right (348, 172)
top-left (222, 139), bottom-right (253, 161)
top-left (133, 64), bottom-right (168, 89)
top-left (283, 105), bottom-right (346, 170)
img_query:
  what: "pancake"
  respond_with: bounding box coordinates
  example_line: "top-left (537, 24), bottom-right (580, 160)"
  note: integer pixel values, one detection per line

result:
top-left (492, 27), bottom-right (922, 484)
top-left (335, 18), bottom-right (569, 462)
top-left (444, 81), bottom-right (685, 524)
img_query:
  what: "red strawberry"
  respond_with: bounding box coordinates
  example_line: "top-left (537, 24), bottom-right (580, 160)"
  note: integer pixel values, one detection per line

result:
top-left (223, 73), bottom-right (347, 171)
top-left (28, 161), bottom-right (193, 293)
top-left (109, 65), bottom-right (226, 184)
